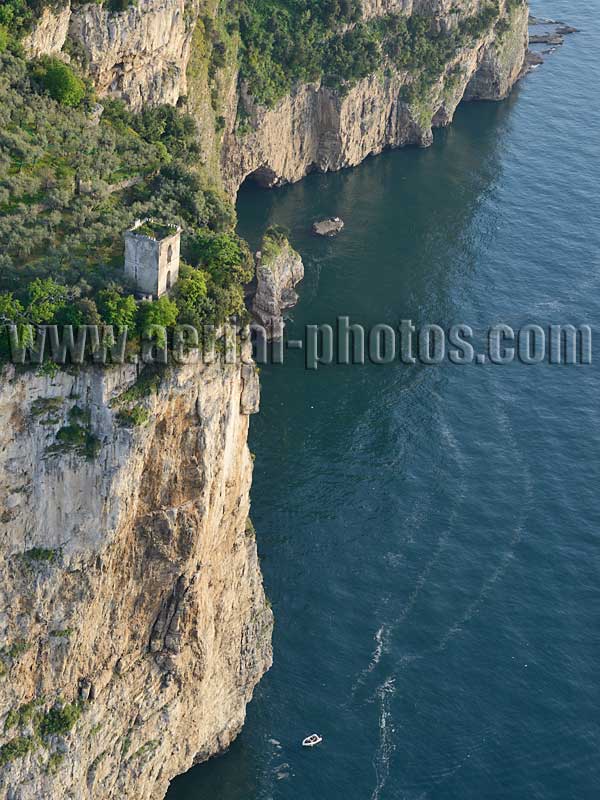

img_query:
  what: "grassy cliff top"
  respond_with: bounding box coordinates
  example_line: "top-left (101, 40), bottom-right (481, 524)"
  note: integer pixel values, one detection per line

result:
top-left (237, 0), bottom-right (521, 106)
top-left (0, 47), bottom-right (252, 344)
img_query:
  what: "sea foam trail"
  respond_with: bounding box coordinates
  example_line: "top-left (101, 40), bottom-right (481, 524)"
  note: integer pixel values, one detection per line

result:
top-left (355, 406), bottom-right (471, 800)
top-left (370, 677), bottom-right (397, 800)
top-left (352, 402), bottom-right (469, 697)
top-left (359, 401), bottom-right (534, 800)
top-left (434, 402), bottom-right (534, 652)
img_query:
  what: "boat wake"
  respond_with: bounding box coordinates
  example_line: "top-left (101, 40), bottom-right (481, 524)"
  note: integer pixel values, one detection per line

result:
top-left (353, 398), bottom-right (535, 798)
top-left (434, 404), bottom-right (534, 652)
top-left (370, 677), bottom-right (397, 800)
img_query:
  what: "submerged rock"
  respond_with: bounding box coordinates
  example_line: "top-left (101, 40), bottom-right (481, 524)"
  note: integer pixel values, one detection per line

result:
top-left (523, 50), bottom-right (544, 71)
top-left (528, 20), bottom-right (578, 47)
top-left (312, 217), bottom-right (345, 237)
top-left (529, 16), bottom-right (560, 25)
top-left (530, 33), bottom-right (564, 45)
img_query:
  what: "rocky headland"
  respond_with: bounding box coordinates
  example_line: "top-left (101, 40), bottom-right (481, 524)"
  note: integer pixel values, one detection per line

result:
top-left (1, 0), bottom-right (534, 797)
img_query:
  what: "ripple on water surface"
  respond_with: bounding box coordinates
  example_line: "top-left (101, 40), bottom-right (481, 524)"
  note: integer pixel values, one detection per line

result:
top-left (167, 3), bottom-right (600, 799)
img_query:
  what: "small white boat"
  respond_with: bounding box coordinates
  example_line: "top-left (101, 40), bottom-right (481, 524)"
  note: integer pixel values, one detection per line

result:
top-left (302, 733), bottom-right (323, 747)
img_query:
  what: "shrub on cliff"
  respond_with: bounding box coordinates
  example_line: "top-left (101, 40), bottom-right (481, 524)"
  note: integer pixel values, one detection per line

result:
top-left (0, 736), bottom-right (34, 766)
top-left (97, 288), bottom-right (138, 332)
top-left (138, 295), bottom-right (179, 332)
top-left (188, 232), bottom-right (254, 286)
top-left (32, 57), bottom-right (86, 107)
top-left (38, 702), bottom-right (83, 738)
top-left (0, 0), bottom-right (33, 38)
top-left (239, 1), bottom-right (505, 106)
top-left (0, 47), bottom-right (252, 351)
top-left (238, 0), bottom-right (366, 105)
top-left (173, 264), bottom-right (213, 329)
top-left (0, 292), bottom-right (24, 323)
top-left (323, 24), bottom-right (380, 88)
top-left (173, 236), bottom-right (256, 329)
top-left (26, 278), bottom-right (69, 323)
top-left (261, 224), bottom-right (289, 261)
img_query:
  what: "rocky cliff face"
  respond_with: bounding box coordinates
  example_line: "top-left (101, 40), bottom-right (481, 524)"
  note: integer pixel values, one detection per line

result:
top-left (463, 5), bottom-right (529, 100)
top-left (70, 0), bottom-right (199, 110)
top-left (252, 239), bottom-right (305, 340)
top-left (9, 2), bottom-right (530, 796)
top-left (24, 0), bottom-right (200, 110)
top-left (23, 1), bottom-right (528, 193)
top-left (0, 354), bottom-right (272, 800)
top-left (22, 3), bottom-right (71, 58)
top-left (221, 1), bottom-right (529, 195)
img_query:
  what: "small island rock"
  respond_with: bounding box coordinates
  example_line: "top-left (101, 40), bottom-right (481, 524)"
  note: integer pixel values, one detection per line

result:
top-left (313, 217), bottom-right (345, 237)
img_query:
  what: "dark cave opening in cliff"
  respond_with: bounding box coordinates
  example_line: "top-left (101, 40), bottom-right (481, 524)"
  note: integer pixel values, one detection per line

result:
top-left (242, 166), bottom-right (281, 189)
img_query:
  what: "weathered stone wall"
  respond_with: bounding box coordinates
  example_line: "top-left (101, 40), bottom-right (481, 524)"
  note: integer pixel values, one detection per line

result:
top-left (124, 228), bottom-right (181, 298)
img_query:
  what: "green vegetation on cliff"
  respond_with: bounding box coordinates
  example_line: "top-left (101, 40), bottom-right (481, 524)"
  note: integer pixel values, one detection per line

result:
top-left (238, 0), bottom-right (376, 106)
top-left (0, 0), bottom-right (42, 42)
top-left (238, 0), bottom-right (520, 106)
top-left (260, 225), bottom-right (291, 263)
top-left (0, 697), bottom-right (84, 768)
top-left (0, 47), bottom-right (253, 351)
top-left (0, 0), bottom-right (525, 358)
top-left (0, 0), bottom-right (136, 45)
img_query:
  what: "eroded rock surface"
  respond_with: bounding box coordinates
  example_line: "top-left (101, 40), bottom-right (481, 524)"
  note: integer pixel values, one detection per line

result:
top-left (252, 238), bottom-right (304, 339)
top-left (23, 1), bottom-right (530, 194)
top-left (221, 2), bottom-right (529, 194)
top-left (7, 1), bottom-right (534, 796)
top-left (0, 356), bottom-right (272, 800)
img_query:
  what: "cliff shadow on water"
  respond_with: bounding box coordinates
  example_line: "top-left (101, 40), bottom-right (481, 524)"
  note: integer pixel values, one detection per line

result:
top-left (235, 92), bottom-right (517, 334)
top-left (166, 89), bottom-right (521, 800)
top-left (6, 0), bottom-right (599, 795)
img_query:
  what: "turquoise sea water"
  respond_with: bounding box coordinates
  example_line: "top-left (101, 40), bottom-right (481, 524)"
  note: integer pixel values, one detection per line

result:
top-left (168, 3), bottom-right (599, 798)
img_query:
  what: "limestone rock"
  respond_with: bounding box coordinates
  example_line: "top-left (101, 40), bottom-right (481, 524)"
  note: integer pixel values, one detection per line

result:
top-left (221, 3), bottom-right (530, 195)
top-left (464, 4), bottom-right (530, 101)
top-left (0, 354), bottom-right (272, 800)
top-left (22, 0), bottom-right (530, 192)
top-left (22, 2), bottom-right (71, 59)
top-left (9, 2), bottom-right (533, 796)
top-left (68, 0), bottom-right (198, 110)
top-left (252, 238), bottom-right (304, 340)
top-left (529, 33), bottom-right (563, 45)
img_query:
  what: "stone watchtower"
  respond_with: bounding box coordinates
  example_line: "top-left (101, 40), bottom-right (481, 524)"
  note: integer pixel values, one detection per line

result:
top-left (124, 219), bottom-right (182, 299)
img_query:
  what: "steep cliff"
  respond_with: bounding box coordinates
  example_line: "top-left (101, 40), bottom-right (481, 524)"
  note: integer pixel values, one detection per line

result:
top-left (4, 1), bottom-right (531, 797)
top-left (22, 4), bottom-right (71, 58)
top-left (24, 0), bottom-right (200, 110)
top-left (68, 0), bottom-right (199, 110)
top-left (0, 354), bottom-right (272, 800)
top-left (463, 3), bottom-right (529, 100)
top-left (22, 0), bottom-right (529, 195)
top-left (220, 1), bottom-right (529, 194)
